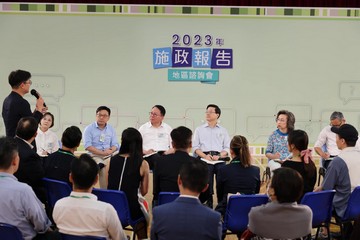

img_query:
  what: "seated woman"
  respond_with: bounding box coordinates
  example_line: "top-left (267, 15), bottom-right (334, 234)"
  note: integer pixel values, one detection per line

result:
top-left (282, 129), bottom-right (317, 200)
top-left (35, 112), bottom-right (59, 157)
top-left (247, 167), bottom-right (312, 239)
top-left (215, 135), bottom-right (260, 216)
top-left (107, 127), bottom-right (150, 239)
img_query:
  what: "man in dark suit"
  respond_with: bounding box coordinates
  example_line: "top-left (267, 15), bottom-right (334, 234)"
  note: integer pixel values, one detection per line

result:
top-left (152, 126), bottom-right (196, 206)
top-left (14, 116), bottom-right (46, 203)
top-left (151, 160), bottom-right (222, 240)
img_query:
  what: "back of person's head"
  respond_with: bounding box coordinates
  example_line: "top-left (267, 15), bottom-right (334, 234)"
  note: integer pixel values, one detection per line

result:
top-left (96, 106), bottom-right (111, 116)
top-left (62, 126), bottom-right (82, 148)
top-left (119, 128), bottom-right (143, 172)
top-left (206, 104), bottom-right (221, 118)
top-left (71, 154), bottom-right (98, 190)
top-left (288, 130), bottom-right (308, 152)
top-left (230, 135), bottom-right (251, 167)
top-left (271, 167), bottom-right (303, 203)
top-left (0, 137), bottom-right (18, 169)
top-left (171, 126), bottom-right (192, 150)
top-left (15, 117), bottom-right (38, 141)
top-left (41, 112), bottom-right (55, 128)
top-left (153, 105), bottom-right (166, 116)
top-left (179, 160), bottom-right (208, 193)
top-left (330, 111), bottom-right (344, 121)
top-left (276, 110), bottom-right (295, 132)
top-left (8, 69), bottom-right (31, 88)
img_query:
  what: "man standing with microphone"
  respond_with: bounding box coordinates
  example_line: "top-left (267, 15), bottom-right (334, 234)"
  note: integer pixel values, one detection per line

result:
top-left (2, 69), bottom-right (47, 137)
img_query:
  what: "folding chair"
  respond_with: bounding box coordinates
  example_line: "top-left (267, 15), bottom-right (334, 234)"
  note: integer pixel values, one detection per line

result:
top-left (42, 178), bottom-right (72, 209)
top-left (300, 190), bottom-right (335, 240)
top-left (158, 192), bottom-right (180, 205)
top-left (60, 233), bottom-right (106, 239)
top-left (92, 188), bottom-right (145, 240)
top-left (222, 194), bottom-right (269, 237)
top-left (0, 222), bottom-right (24, 240)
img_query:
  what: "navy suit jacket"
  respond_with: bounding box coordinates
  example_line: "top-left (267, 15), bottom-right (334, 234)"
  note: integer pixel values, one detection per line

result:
top-left (151, 196), bottom-right (222, 240)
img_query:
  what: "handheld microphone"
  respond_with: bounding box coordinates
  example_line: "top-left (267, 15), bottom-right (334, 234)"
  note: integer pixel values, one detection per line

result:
top-left (30, 89), bottom-right (47, 107)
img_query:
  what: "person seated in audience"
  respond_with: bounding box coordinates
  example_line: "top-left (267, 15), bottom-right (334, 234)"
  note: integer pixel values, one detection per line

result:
top-left (14, 116), bottom-right (46, 203)
top-left (265, 110), bottom-right (295, 173)
top-left (44, 126), bottom-right (82, 185)
top-left (108, 127), bottom-right (149, 239)
top-left (53, 154), bottom-right (127, 240)
top-left (215, 135), bottom-right (260, 216)
top-left (247, 167), bottom-right (312, 239)
top-left (0, 136), bottom-right (57, 240)
top-left (282, 129), bottom-right (317, 200)
top-left (152, 126), bottom-right (196, 206)
top-left (83, 106), bottom-right (119, 189)
top-left (151, 160), bottom-right (222, 240)
top-left (35, 112), bottom-right (59, 157)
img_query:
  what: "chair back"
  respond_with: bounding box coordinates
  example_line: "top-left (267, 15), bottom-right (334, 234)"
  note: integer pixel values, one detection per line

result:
top-left (223, 194), bottom-right (269, 234)
top-left (0, 222), bottom-right (24, 240)
top-left (42, 178), bottom-right (72, 208)
top-left (60, 233), bottom-right (106, 240)
top-left (342, 186), bottom-right (360, 222)
top-left (158, 192), bottom-right (180, 205)
top-left (300, 190), bottom-right (335, 227)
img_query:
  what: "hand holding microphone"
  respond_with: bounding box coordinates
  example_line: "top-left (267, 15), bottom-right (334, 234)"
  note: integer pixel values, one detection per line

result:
top-left (30, 89), bottom-right (47, 113)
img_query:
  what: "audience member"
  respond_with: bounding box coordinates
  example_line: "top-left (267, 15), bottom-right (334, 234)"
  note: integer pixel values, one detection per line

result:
top-left (282, 130), bottom-right (317, 200)
top-left (83, 106), bottom-right (119, 188)
top-left (139, 105), bottom-right (173, 170)
top-left (314, 124), bottom-right (360, 238)
top-left (192, 104), bottom-right (230, 208)
top-left (53, 154), bottom-right (127, 240)
top-left (35, 112), bottom-right (59, 157)
top-left (45, 126), bottom-right (82, 184)
top-left (215, 135), bottom-right (260, 215)
top-left (0, 136), bottom-right (56, 240)
top-left (2, 69), bottom-right (46, 137)
top-left (265, 110), bottom-right (295, 173)
top-left (247, 167), bottom-right (312, 239)
top-left (108, 127), bottom-right (149, 239)
top-left (151, 160), bottom-right (222, 240)
top-left (153, 126), bottom-right (195, 206)
top-left (14, 116), bottom-right (46, 203)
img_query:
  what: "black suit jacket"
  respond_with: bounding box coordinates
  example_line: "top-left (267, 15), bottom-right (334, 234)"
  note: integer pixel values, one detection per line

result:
top-left (14, 137), bottom-right (46, 203)
top-left (153, 151), bottom-right (196, 202)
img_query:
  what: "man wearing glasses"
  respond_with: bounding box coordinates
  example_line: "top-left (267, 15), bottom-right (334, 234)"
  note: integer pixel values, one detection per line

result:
top-left (2, 69), bottom-right (46, 137)
top-left (192, 104), bottom-right (230, 208)
top-left (139, 105), bottom-right (173, 170)
top-left (83, 106), bottom-right (119, 188)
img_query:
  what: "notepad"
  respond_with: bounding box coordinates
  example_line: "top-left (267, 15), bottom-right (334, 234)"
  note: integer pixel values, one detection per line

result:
top-left (200, 158), bottom-right (225, 165)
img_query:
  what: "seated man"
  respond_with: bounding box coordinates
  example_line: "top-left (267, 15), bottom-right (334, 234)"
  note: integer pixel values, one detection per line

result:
top-left (0, 136), bottom-right (56, 240)
top-left (153, 126), bottom-right (196, 206)
top-left (14, 116), bottom-right (46, 203)
top-left (83, 106), bottom-right (119, 188)
top-left (151, 160), bottom-right (222, 240)
top-left (45, 126), bottom-right (82, 185)
top-left (53, 154), bottom-right (127, 240)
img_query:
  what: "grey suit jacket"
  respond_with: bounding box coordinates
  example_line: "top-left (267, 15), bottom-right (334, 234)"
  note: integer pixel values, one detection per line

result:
top-left (151, 196), bottom-right (222, 240)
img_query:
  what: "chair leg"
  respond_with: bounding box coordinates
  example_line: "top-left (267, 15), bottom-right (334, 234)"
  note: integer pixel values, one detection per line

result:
top-left (315, 227), bottom-right (320, 239)
top-left (326, 225), bottom-right (331, 240)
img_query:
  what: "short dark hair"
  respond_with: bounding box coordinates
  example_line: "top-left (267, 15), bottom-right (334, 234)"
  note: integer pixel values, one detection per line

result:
top-left (62, 126), bottom-right (82, 149)
top-left (271, 167), bottom-right (303, 203)
top-left (0, 137), bottom-right (18, 169)
top-left (207, 104), bottom-right (221, 118)
top-left (8, 70), bottom-right (31, 88)
top-left (71, 154), bottom-right (99, 190)
top-left (171, 126), bottom-right (192, 149)
top-left (96, 106), bottom-right (111, 116)
top-left (15, 117), bottom-right (38, 141)
top-left (153, 105), bottom-right (166, 116)
top-left (276, 110), bottom-right (295, 132)
top-left (41, 112), bottom-right (55, 128)
top-left (179, 160), bottom-right (208, 193)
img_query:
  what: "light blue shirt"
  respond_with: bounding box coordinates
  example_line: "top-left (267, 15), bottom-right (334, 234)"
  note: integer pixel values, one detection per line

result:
top-left (83, 122), bottom-right (119, 151)
top-left (192, 122), bottom-right (230, 156)
top-left (0, 172), bottom-right (52, 240)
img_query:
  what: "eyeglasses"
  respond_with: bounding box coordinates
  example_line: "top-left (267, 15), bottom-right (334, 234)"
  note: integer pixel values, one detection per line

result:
top-left (96, 114), bottom-right (109, 118)
top-left (276, 118), bottom-right (286, 123)
top-left (149, 112), bottom-right (161, 117)
top-left (205, 111), bottom-right (216, 114)
top-left (24, 80), bottom-right (32, 85)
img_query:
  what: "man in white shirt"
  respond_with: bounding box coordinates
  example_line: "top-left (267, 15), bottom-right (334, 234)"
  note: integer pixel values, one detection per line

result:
top-left (53, 154), bottom-right (127, 240)
top-left (139, 105), bottom-right (173, 170)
